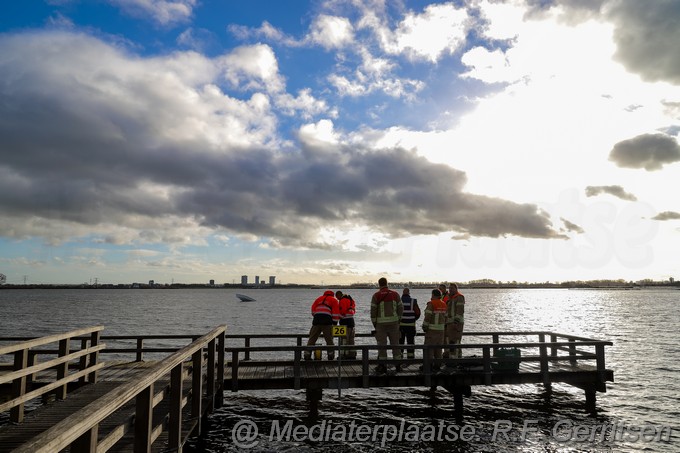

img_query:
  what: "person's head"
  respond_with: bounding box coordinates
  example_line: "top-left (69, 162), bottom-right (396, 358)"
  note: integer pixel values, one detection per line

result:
top-left (432, 289), bottom-right (442, 299)
top-left (449, 283), bottom-right (458, 293)
top-left (402, 287), bottom-right (410, 296)
top-left (378, 277), bottom-right (388, 288)
top-left (438, 283), bottom-right (446, 293)
top-left (335, 290), bottom-right (343, 299)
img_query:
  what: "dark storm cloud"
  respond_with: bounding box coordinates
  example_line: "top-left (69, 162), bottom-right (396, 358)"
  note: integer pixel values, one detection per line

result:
top-left (527, 0), bottom-right (680, 85)
top-left (609, 134), bottom-right (680, 171)
top-left (0, 30), bottom-right (563, 248)
top-left (585, 185), bottom-right (637, 201)
top-left (651, 211), bottom-right (680, 221)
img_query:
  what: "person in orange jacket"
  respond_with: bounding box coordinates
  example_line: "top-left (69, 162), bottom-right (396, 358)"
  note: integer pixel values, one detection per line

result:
top-left (338, 293), bottom-right (357, 359)
top-left (443, 283), bottom-right (465, 360)
top-left (305, 290), bottom-right (340, 360)
top-left (421, 288), bottom-right (447, 370)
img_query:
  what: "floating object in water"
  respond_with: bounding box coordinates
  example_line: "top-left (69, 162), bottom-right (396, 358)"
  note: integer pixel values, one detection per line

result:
top-left (236, 293), bottom-right (256, 302)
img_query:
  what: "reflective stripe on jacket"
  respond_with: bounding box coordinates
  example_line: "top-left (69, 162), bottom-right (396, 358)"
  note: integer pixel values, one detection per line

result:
top-left (339, 295), bottom-right (356, 319)
top-left (311, 291), bottom-right (340, 322)
top-left (443, 292), bottom-right (465, 324)
top-left (422, 298), bottom-right (447, 331)
top-left (370, 287), bottom-right (403, 324)
top-left (400, 295), bottom-right (417, 326)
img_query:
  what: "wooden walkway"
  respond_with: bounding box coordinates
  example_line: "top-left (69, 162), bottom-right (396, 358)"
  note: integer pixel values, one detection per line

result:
top-left (0, 327), bottom-right (226, 453)
top-left (0, 328), bottom-right (613, 452)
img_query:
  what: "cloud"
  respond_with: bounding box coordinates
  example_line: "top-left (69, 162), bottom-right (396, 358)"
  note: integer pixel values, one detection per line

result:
top-left (609, 133), bottom-right (680, 171)
top-left (651, 211), bottom-right (680, 221)
top-left (108, 0), bottom-right (197, 26)
top-left (228, 21), bottom-right (302, 47)
top-left (219, 44), bottom-right (285, 93)
top-left (379, 3), bottom-right (470, 62)
top-left (307, 14), bottom-right (354, 50)
top-left (529, 0), bottom-right (680, 85)
top-left (607, 0), bottom-right (680, 85)
top-left (0, 31), bottom-right (564, 252)
top-left (176, 27), bottom-right (216, 51)
top-left (585, 185), bottom-right (638, 201)
top-left (560, 218), bottom-right (585, 234)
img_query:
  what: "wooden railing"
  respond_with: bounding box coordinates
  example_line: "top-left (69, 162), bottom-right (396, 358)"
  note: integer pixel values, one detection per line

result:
top-left (11, 325), bottom-right (226, 453)
top-left (223, 331), bottom-right (613, 391)
top-left (0, 326), bottom-right (104, 423)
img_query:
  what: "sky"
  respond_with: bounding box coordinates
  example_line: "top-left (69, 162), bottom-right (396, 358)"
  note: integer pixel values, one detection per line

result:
top-left (0, 0), bottom-right (679, 286)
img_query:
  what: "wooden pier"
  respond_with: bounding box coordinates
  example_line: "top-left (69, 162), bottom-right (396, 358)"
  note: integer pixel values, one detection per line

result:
top-left (1, 327), bottom-right (613, 452)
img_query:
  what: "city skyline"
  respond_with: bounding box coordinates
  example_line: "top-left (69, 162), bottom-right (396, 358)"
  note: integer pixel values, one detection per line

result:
top-left (1, 1), bottom-right (679, 285)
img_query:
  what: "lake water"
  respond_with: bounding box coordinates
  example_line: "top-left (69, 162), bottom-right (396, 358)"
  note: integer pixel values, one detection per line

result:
top-left (1, 287), bottom-right (678, 452)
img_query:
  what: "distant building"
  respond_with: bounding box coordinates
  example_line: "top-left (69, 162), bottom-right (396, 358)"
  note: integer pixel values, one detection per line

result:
top-left (241, 275), bottom-right (248, 285)
top-left (149, 280), bottom-right (154, 286)
top-left (255, 276), bottom-right (260, 285)
top-left (269, 276), bottom-right (276, 286)
top-left (209, 279), bottom-right (215, 286)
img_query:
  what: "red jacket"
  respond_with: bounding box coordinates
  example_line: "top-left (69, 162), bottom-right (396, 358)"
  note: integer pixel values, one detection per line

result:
top-left (338, 295), bottom-right (356, 319)
top-left (311, 290), bottom-right (340, 322)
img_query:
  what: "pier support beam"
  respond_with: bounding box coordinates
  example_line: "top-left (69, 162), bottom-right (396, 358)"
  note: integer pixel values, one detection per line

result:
top-left (306, 388), bottom-right (323, 419)
top-left (443, 384), bottom-right (471, 420)
top-left (585, 388), bottom-right (597, 413)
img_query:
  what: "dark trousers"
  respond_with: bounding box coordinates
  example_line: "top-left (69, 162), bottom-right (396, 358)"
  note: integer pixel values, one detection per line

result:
top-left (399, 324), bottom-right (416, 358)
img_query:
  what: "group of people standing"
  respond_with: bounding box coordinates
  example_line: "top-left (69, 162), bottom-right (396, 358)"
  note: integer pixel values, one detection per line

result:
top-left (305, 277), bottom-right (465, 374)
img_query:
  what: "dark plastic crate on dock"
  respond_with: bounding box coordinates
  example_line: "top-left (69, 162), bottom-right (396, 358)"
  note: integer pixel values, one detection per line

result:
top-left (493, 348), bottom-right (521, 372)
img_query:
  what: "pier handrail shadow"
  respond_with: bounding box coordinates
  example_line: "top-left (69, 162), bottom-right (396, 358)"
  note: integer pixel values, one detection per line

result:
top-left (9, 325), bottom-right (226, 453)
top-left (0, 326), bottom-right (104, 423)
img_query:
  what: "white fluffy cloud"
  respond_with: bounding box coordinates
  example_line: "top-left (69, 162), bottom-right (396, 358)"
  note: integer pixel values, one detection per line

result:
top-left (308, 14), bottom-right (354, 49)
top-left (385, 3), bottom-right (469, 62)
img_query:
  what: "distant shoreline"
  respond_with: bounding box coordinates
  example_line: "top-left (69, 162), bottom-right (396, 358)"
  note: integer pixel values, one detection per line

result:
top-left (1, 282), bottom-right (678, 290)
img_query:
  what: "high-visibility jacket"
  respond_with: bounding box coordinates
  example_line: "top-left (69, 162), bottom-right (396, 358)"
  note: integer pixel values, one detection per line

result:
top-left (311, 291), bottom-right (340, 324)
top-left (370, 287), bottom-right (403, 325)
top-left (338, 295), bottom-right (356, 319)
top-left (443, 291), bottom-right (465, 325)
top-left (400, 295), bottom-right (420, 326)
top-left (422, 298), bottom-right (447, 331)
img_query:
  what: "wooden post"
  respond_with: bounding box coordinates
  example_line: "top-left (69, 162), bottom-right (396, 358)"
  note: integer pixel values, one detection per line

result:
top-left (26, 352), bottom-right (37, 386)
top-left (231, 350), bottom-right (239, 392)
top-left (168, 363), bottom-right (184, 452)
top-left (244, 337), bottom-right (251, 361)
top-left (492, 333), bottom-right (499, 356)
top-left (206, 338), bottom-right (216, 412)
top-left (423, 345), bottom-right (431, 388)
top-left (569, 338), bottom-right (577, 365)
top-left (136, 338), bottom-right (144, 362)
top-left (539, 342), bottom-right (550, 387)
top-left (293, 349), bottom-right (301, 390)
top-left (483, 346), bottom-right (492, 385)
top-left (453, 390), bottom-right (464, 419)
top-left (10, 348), bottom-right (28, 423)
top-left (215, 331), bottom-right (225, 409)
top-left (550, 334), bottom-right (558, 358)
top-left (596, 344), bottom-right (606, 385)
top-left (56, 338), bottom-right (70, 400)
top-left (79, 337), bottom-right (89, 384)
top-left (134, 384), bottom-right (154, 453)
top-left (585, 388), bottom-right (597, 413)
top-left (191, 349), bottom-right (203, 436)
top-left (72, 426), bottom-right (99, 453)
top-left (361, 347), bottom-right (369, 388)
top-left (88, 330), bottom-right (100, 383)
top-left (306, 388), bottom-right (322, 420)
